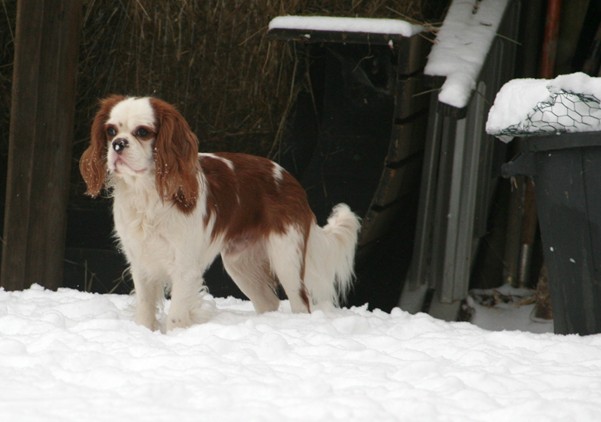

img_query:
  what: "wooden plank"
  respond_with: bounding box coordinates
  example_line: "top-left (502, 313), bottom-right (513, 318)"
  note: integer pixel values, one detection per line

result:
top-left (268, 25), bottom-right (429, 75)
top-left (395, 35), bottom-right (429, 76)
top-left (268, 28), bottom-right (416, 46)
top-left (395, 75), bottom-right (429, 120)
top-left (370, 156), bottom-right (422, 208)
top-left (1, 0), bottom-right (82, 291)
top-left (386, 112), bottom-right (428, 163)
top-left (359, 202), bottom-right (403, 247)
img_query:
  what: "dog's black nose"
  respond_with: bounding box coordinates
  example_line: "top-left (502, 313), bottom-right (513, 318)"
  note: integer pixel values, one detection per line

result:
top-left (112, 138), bottom-right (129, 153)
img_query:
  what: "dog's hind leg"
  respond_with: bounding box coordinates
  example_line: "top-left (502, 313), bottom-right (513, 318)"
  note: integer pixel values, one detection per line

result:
top-left (222, 243), bottom-right (280, 314)
top-left (267, 227), bottom-right (311, 313)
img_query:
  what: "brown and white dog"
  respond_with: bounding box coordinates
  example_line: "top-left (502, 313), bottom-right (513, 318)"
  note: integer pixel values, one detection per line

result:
top-left (80, 95), bottom-right (360, 331)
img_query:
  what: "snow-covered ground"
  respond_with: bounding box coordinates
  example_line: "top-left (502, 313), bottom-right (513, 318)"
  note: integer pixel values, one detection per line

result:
top-left (468, 284), bottom-right (553, 334)
top-left (1, 285), bottom-right (600, 421)
top-left (4, 2), bottom-right (601, 420)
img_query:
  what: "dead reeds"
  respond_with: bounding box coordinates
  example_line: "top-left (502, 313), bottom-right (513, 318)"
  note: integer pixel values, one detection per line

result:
top-left (1, 0), bottom-right (438, 160)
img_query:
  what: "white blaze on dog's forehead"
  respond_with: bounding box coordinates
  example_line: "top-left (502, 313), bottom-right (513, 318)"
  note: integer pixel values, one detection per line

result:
top-left (107, 97), bottom-right (155, 129)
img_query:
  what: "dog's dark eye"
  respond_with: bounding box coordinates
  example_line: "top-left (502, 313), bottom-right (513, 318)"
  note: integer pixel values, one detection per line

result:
top-left (106, 126), bottom-right (117, 137)
top-left (134, 127), bottom-right (150, 138)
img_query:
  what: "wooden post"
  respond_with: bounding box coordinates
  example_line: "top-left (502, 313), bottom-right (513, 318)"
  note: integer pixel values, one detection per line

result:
top-left (1, 0), bottom-right (82, 290)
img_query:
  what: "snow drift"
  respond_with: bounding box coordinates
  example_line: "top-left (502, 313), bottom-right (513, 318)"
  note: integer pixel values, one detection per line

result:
top-left (1, 285), bottom-right (601, 421)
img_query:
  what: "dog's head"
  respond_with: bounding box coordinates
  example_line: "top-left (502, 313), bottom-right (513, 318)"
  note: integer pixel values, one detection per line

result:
top-left (80, 95), bottom-right (200, 212)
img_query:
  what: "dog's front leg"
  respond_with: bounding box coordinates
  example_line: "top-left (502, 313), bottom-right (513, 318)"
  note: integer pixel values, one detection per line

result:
top-left (166, 271), bottom-right (205, 331)
top-left (132, 268), bottom-right (162, 331)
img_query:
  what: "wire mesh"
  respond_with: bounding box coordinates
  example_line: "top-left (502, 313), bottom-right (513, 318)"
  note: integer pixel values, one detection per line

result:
top-left (496, 89), bottom-right (601, 137)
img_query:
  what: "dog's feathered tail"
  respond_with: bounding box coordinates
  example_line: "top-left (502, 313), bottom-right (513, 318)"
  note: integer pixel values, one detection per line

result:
top-left (304, 203), bottom-right (361, 308)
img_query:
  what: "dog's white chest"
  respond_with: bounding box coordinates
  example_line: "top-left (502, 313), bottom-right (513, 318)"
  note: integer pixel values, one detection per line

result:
top-left (113, 193), bottom-right (177, 264)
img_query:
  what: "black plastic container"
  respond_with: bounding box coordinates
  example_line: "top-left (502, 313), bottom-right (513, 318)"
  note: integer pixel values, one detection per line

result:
top-left (503, 132), bottom-right (601, 335)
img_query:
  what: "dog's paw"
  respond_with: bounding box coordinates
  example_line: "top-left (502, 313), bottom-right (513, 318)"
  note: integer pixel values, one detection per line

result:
top-left (165, 290), bottom-right (216, 332)
top-left (134, 313), bottom-right (159, 331)
top-left (190, 295), bottom-right (217, 324)
top-left (166, 314), bottom-right (192, 331)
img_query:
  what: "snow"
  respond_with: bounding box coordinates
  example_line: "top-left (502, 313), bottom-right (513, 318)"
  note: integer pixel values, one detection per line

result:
top-left (486, 72), bottom-right (601, 141)
top-left (268, 16), bottom-right (423, 38)
top-left (2, 285), bottom-right (601, 421)
top-left (468, 284), bottom-right (553, 334)
top-left (425, 0), bottom-right (511, 109)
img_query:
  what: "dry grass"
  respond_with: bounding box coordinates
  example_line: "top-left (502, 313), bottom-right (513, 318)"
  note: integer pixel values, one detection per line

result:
top-left (1, 0), bottom-right (442, 161)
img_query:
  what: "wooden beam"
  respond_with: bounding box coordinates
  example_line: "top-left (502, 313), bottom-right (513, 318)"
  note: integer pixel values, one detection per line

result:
top-left (1, 0), bottom-right (82, 291)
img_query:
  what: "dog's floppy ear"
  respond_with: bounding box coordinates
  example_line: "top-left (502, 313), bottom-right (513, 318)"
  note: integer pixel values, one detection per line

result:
top-left (150, 98), bottom-right (200, 213)
top-left (80, 95), bottom-right (125, 197)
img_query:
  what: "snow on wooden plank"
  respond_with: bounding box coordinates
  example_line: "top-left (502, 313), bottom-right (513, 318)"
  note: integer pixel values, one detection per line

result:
top-left (268, 16), bottom-right (423, 45)
top-left (425, 0), bottom-right (511, 109)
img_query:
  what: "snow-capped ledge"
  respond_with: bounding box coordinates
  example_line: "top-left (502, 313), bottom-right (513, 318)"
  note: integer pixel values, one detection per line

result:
top-left (268, 16), bottom-right (423, 38)
top-left (486, 72), bottom-right (601, 142)
top-left (425, 0), bottom-right (511, 109)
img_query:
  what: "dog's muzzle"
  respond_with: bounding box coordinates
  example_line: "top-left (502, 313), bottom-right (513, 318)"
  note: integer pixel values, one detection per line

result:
top-left (112, 138), bottom-right (129, 153)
